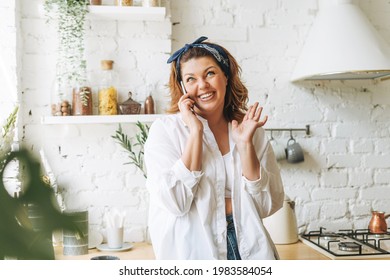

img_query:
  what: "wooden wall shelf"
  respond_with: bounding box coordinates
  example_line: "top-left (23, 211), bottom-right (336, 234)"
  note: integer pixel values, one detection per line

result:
top-left (87, 5), bottom-right (166, 21)
top-left (41, 114), bottom-right (163, 125)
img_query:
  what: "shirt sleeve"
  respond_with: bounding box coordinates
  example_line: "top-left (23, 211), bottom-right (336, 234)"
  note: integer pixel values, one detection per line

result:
top-left (172, 159), bottom-right (204, 189)
top-left (145, 118), bottom-right (204, 216)
top-left (241, 130), bottom-right (284, 218)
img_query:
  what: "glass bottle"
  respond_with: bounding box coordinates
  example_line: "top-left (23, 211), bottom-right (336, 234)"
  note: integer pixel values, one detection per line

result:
top-left (142, 0), bottom-right (160, 7)
top-left (144, 94), bottom-right (155, 114)
top-left (98, 60), bottom-right (118, 115)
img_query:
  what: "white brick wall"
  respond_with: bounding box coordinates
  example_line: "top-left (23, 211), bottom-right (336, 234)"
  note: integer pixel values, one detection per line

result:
top-left (170, 0), bottom-right (390, 234)
top-left (1, 0), bottom-right (389, 242)
top-left (15, 0), bottom-right (172, 242)
top-left (0, 0), bottom-right (19, 118)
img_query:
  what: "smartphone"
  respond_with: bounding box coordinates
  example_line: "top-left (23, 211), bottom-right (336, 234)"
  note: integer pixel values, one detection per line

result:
top-left (180, 81), bottom-right (187, 95)
top-left (180, 81), bottom-right (195, 113)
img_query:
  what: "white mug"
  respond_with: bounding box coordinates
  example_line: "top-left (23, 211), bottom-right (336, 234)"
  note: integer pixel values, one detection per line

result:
top-left (270, 138), bottom-right (287, 161)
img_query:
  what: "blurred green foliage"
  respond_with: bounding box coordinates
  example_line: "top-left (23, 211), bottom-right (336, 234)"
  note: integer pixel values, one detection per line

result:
top-left (0, 149), bottom-right (81, 260)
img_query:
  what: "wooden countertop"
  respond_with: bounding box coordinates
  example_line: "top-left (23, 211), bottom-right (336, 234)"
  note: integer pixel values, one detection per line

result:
top-left (55, 241), bottom-right (330, 260)
top-left (276, 241), bottom-right (329, 260)
top-left (55, 242), bottom-right (155, 260)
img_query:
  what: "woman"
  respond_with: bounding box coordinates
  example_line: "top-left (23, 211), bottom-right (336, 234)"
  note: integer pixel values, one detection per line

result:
top-left (144, 36), bottom-right (284, 260)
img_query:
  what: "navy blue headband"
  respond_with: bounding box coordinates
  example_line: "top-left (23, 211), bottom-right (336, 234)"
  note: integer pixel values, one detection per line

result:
top-left (167, 36), bottom-right (230, 81)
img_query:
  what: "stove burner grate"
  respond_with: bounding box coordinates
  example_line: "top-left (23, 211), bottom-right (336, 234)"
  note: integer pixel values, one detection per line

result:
top-left (338, 242), bottom-right (361, 252)
top-left (300, 227), bottom-right (390, 259)
top-left (322, 233), bottom-right (340, 241)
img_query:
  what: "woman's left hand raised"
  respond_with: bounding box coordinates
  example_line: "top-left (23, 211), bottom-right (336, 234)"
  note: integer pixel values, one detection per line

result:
top-left (231, 102), bottom-right (268, 146)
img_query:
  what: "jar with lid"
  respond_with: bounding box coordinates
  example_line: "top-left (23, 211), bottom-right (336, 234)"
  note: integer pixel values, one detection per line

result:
top-left (50, 76), bottom-right (71, 116)
top-left (98, 60), bottom-right (118, 115)
top-left (118, 92), bottom-right (141, 114)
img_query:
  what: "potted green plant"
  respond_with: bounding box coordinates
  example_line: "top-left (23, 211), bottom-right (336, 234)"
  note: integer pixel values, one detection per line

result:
top-left (44, 0), bottom-right (92, 116)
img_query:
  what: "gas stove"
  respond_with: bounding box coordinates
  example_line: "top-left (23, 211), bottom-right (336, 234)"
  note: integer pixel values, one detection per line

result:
top-left (300, 227), bottom-right (390, 259)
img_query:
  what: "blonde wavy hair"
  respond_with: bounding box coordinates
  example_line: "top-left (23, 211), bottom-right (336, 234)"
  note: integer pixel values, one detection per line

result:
top-left (166, 42), bottom-right (248, 123)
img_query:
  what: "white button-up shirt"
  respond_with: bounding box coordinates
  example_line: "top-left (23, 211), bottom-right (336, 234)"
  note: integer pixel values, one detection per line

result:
top-left (144, 114), bottom-right (284, 260)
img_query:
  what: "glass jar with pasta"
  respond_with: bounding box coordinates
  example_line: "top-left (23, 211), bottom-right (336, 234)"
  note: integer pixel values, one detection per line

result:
top-left (98, 60), bottom-right (118, 115)
top-left (116, 0), bottom-right (133, 6)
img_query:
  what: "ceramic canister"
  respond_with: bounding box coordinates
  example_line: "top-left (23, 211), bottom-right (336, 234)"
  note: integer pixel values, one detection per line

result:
top-left (262, 196), bottom-right (299, 244)
top-left (62, 210), bottom-right (89, 256)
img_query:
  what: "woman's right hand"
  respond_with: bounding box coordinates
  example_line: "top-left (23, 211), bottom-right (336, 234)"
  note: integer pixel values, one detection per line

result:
top-left (178, 93), bottom-right (203, 133)
top-left (178, 93), bottom-right (204, 172)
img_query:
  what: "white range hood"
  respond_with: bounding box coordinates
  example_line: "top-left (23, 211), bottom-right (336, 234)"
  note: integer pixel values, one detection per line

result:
top-left (291, 0), bottom-right (390, 82)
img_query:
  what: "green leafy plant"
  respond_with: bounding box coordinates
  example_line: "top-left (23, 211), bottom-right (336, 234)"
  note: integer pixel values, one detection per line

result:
top-left (1, 109), bottom-right (81, 259)
top-left (44, 0), bottom-right (89, 99)
top-left (0, 149), bottom-right (82, 260)
top-left (112, 121), bottom-right (150, 178)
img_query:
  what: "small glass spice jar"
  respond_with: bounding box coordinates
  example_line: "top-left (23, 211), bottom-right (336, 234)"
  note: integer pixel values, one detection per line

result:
top-left (50, 78), bottom-right (71, 116)
top-left (89, 0), bottom-right (102, 5)
top-left (72, 86), bottom-right (93, 116)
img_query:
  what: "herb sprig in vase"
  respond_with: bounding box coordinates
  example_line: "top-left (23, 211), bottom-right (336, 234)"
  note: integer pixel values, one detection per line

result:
top-left (112, 121), bottom-right (150, 178)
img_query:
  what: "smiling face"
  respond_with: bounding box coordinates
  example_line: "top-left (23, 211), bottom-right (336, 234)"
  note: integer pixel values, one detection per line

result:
top-left (181, 56), bottom-right (228, 119)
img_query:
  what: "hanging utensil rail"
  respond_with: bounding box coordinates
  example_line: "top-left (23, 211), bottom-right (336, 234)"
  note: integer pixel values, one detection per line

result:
top-left (265, 125), bottom-right (310, 136)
